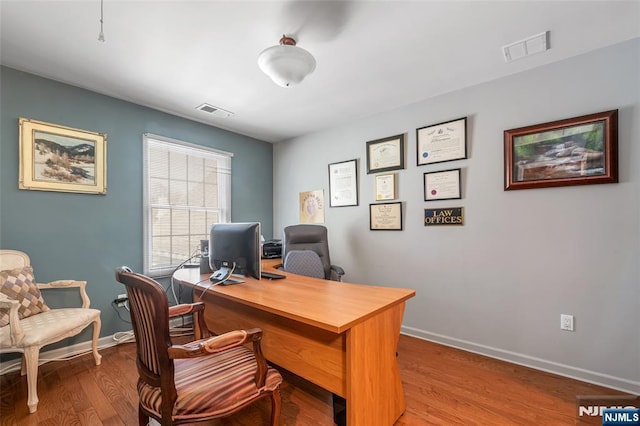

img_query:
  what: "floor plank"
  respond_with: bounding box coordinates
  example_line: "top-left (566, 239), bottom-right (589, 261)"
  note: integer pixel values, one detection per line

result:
top-left (0, 334), bottom-right (630, 425)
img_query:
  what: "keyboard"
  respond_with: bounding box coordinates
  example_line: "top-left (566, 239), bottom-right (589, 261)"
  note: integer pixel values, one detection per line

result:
top-left (261, 272), bottom-right (286, 280)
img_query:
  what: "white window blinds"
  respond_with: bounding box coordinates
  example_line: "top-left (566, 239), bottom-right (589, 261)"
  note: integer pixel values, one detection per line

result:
top-left (143, 134), bottom-right (231, 276)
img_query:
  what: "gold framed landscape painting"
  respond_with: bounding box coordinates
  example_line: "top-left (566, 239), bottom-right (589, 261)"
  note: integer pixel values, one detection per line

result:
top-left (19, 118), bottom-right (107, 194)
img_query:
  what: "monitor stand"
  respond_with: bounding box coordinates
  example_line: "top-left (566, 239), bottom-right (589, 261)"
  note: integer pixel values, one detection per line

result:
top-left (210, 268), bottom-right (246, 286)
top-left (210, 267), bottom-right (232, 282)
top-left (220, 276), bottom-right (245, 286)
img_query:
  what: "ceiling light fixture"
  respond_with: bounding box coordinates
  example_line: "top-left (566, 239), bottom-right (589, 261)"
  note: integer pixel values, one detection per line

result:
top-left (98, 0), bottom-right (105, 42)
top-left (258, 35), bottom-right (316, 88)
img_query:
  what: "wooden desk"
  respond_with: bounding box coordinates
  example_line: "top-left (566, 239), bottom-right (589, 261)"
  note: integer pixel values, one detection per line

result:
top-left (173, 260), bottom-right (415, 425)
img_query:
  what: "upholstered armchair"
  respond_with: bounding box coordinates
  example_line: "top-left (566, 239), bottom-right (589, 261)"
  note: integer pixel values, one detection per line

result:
top-left (0, 250), bottom-right (102, 413)
top-left (115, 266), bottom-right (282, 426)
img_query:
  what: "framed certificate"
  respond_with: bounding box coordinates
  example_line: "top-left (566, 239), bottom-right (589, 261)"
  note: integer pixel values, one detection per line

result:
top-left (366, 134), bottom-right (405, 174)
top-left (424, 168), bottom-right (461, 201)
top-left (416, 117), bottom-right (467, 166)
top-left (375, 173), bottom-right (396, 201)
top-left (369, 202), bottom-right (403, 231)
top-left (328, 159), bottom-right (358, 207)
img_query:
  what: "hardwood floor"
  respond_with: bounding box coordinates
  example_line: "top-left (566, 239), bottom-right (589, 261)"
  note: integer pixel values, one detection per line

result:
top-left (0, 334), bottom-right (627, 425)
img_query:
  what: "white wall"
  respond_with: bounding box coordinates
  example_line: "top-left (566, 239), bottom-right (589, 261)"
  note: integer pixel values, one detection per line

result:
top-left (273, 39), bottom-right (639, 394)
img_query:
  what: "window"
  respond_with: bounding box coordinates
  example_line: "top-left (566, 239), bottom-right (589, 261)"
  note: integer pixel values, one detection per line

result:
top-left (143, 134), bottom-right (231, 276)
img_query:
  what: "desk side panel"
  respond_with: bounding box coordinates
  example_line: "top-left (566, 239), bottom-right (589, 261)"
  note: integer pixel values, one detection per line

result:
top-left (200, 291), bottom-right (347, 396)
top-left (347, 301), bottom-right (406, 425)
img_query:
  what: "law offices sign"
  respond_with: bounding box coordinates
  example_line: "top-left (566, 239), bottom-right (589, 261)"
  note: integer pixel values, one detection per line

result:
top-left (577, 395), bottom-right (640, 425)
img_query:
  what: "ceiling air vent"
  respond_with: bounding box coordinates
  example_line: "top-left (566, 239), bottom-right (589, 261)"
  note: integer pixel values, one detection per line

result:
top-left (502, 31), bottom-right (550, 63)
top-left (196, 103), bottom-right (234, 118)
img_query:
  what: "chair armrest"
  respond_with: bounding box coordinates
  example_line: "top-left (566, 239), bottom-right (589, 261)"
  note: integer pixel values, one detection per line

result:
top-left (168, 302), bottom-right (212, 339)
top-left (0, 294), bottom-right (24, 345)
top-left (168, 327), bottom-right (268, 387)
top-left (168, 328), bottom-right (260, 358)
top-left (37, 280), bottom-right (90, 308)
top-left (330, 265), bottom-right (345, 282)
top-left (168, 302), bottom-right (204, 318)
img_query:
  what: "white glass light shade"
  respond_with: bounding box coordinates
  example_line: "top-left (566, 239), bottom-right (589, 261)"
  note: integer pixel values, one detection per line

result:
top-left (258, 44), bottom-right (316, 88)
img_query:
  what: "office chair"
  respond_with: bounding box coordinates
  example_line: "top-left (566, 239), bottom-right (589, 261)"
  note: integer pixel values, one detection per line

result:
top-left (283, 250), bottom-right (325, 279)
top-left (0, 249), bottom-right (102, 413)
top-left (115, 267), bottom-right (282, 426)
top-left (283, 224), bottom-right (345, 281)
top-left (281, 225), bottom-right (347, 425)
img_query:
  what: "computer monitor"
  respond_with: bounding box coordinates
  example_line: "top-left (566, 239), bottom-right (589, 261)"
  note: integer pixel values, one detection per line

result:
top-left (209, 222), bottom-right (261, 281)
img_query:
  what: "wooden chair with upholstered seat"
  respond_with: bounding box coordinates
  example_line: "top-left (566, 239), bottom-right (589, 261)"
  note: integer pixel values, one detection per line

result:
top-left (114, 266), bottom-right (283, 426)
top-left (0, 249), bottom-right (102, 413)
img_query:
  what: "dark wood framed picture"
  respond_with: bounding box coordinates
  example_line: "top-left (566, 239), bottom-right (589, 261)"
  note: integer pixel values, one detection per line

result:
top-left (504, 110), bottom-right (618, 190)
top-left (366, 134), bottom-right (405, 174)
top-left (416, 117), bottom-right (467, 166)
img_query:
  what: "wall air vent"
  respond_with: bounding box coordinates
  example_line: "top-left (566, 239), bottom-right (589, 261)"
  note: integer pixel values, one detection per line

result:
top-left (502, 31), bottom-right (550, 63)
top-left (195, 103), bottom-right (234, 118)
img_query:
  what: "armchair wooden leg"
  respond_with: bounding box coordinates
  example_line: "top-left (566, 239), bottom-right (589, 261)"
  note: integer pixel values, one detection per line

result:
top-left (20, 355), bottom-right (26, 376)
top-left (92, 318), bottom-right (102, 365)
top-left (270, 388), bottom-right (282, 426)
top-left (23, 346), bottom-right (40, 413)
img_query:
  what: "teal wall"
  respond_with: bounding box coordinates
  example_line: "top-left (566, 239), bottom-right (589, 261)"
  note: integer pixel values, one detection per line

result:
top-left (0, 66), bottom-right (273, 343)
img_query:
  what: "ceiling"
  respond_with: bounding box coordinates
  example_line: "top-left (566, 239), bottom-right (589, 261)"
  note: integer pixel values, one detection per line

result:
top-left (1, 1), bottom-right (638, 143)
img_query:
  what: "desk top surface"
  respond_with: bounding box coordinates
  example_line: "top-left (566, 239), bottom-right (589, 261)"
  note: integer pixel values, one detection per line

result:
top-left (173, 261), bottom-right (415, 334)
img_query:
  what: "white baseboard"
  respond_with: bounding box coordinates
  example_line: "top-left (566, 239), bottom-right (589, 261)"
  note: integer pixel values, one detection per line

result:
top-left (0, 334), bottom-right (122, 375)
top-left (6, 323), bottom-right (635, 396)
top-left (0, 318), bottom-right (191, 375)
top-left (401, 325), bottom-right (640, 395)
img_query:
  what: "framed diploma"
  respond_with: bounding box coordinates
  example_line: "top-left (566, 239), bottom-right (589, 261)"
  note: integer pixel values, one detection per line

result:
top-left (375, 173), bottom-right (396, 201)
top-left (328, 159), bottom-right (358, 207)
top-left (417, 117), bottom-right (467, 166)
top-left (369, 202), bottom-right (403, 231)
top-left (424, 168), bottom-right (461, 201)
top-left (366, 134), bottom-right (405, 174)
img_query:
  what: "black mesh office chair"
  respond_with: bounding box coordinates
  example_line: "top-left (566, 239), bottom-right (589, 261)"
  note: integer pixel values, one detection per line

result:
top-left (282, 224), bottom-right (346, 425)
top-left (283, 224), bottom-right (345, 281)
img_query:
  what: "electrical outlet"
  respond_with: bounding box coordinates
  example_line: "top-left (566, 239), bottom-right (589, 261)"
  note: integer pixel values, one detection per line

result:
top-left (116, 293), bottom-right (128, 307)
top-left (560, 314), bottom-right (574, 331)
